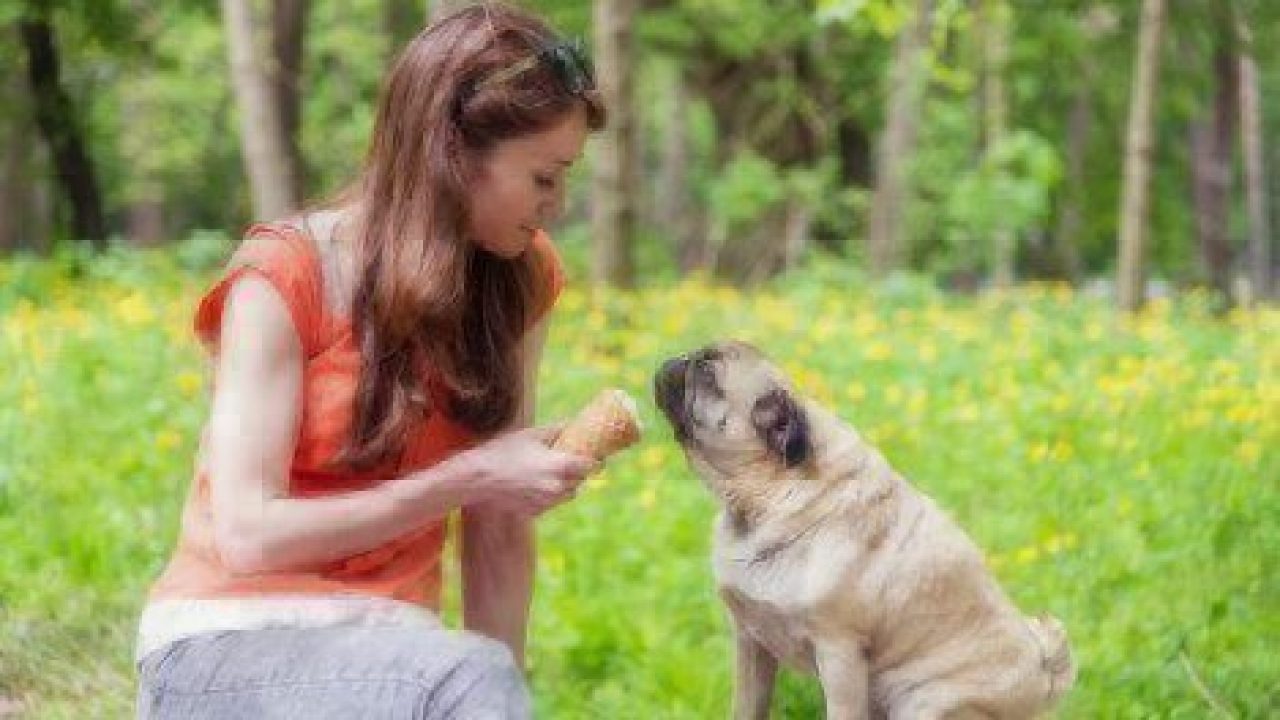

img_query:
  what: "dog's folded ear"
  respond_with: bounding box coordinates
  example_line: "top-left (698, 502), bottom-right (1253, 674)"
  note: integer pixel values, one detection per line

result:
top-left (751, 387), bottom-right (812, 468)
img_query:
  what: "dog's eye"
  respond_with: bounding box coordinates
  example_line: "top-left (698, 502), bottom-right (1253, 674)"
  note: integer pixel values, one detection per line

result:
top-left (693, 362), bottom-right (724, 398)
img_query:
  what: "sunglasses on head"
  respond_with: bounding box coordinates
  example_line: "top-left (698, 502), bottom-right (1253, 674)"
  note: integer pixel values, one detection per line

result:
top-left (471, 37), bottom-right (595, 99)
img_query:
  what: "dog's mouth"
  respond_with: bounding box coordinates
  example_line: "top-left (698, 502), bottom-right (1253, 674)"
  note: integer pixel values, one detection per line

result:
top-left (653, 355), bottom-right (692, 440)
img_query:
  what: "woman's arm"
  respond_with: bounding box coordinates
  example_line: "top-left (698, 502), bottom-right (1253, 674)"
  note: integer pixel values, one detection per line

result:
top-left (459, 317), bottom-right (549, 667)
top-left (206, 276), bottom-right (485, 573)
top-left (206, 277), bottom-right (586, 576)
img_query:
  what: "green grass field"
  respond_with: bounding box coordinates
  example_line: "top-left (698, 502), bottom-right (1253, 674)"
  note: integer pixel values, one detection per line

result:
top-left (1, 250), bottom-right (1276, 717)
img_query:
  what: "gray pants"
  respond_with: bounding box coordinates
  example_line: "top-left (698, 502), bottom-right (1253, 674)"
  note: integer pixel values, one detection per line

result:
top-left (136, 624), bottom-right (530, 719)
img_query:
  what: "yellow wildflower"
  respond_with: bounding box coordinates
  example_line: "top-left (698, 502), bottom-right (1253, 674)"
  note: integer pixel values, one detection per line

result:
top-left (852, 313), bottom-right (881, 339)
top-left (884, 384), bottom-right (904, 406)
top-left (639, 446), bottom-right (666, 471)
top-left (115, 293), bottom-right (156, 325)
top-left (916, 341), bottom-right (938, 365)
top-left (1043, 532), bottom-right (1079, 555)
top-left (1015, 546), bottom-right (1040, 564)
top-left (176, 371), bottom-right (204, 397)
top-left (1236, 440), bottom-right (1262, 466)
top-left (1117, 496), bottom-right (1134, 518)
top-left (639, 487), bottom-right (657, 510)
top-left (1049, 393), bottom-right (1071, 414)
top-left (156, 429), bottom-right (183, 451)
top-left (865, 341), bottom-right (892, 361)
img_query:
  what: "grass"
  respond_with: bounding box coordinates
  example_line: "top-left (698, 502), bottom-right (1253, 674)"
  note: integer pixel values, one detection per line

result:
top-left (1, 249), bottom-right (1277, 717)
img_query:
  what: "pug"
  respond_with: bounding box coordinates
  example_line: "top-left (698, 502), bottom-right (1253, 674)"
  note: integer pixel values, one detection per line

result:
top-left (653, 341), bottom-right (1075, 720)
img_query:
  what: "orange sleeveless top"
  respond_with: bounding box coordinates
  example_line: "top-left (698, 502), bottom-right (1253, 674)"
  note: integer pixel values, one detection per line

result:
top-left (147, 222), bottom-right (565, 609)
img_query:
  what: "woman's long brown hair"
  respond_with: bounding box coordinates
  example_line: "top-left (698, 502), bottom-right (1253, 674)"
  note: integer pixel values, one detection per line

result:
top-left (336, 3), bottom-right (605, 470)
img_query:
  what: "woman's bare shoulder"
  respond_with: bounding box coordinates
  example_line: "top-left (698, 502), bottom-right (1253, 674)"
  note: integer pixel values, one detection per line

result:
top-left (295, 208), bottom-right (357, 317)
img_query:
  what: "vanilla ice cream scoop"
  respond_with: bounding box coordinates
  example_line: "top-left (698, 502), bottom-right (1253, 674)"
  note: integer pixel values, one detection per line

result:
top-left (552, 388), bottom-right (643, 460)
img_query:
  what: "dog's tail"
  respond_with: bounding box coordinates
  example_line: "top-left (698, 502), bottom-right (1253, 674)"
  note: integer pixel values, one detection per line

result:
top-left (1028, 613), bottom-right (1075, 705)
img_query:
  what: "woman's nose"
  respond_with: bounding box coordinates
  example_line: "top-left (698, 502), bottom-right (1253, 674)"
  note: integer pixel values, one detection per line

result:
top-left (540, 193), bottom-right (566, 225)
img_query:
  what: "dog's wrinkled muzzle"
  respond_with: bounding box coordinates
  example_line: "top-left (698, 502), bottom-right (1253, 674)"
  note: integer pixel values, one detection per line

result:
top-left (653, 355), bottom-right (691, 438)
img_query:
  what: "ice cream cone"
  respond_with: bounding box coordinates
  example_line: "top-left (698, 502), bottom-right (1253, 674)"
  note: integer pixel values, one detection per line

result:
top-left (552, 388), bottom-right (642, 460)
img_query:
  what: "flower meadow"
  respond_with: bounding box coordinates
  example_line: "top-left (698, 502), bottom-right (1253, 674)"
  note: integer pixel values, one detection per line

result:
top-left (1, 250), bottom-right (1276, 717)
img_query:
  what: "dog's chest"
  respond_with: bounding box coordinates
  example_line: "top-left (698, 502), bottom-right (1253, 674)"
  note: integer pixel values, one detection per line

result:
top-left (715, 538), bottom-right (819, 673)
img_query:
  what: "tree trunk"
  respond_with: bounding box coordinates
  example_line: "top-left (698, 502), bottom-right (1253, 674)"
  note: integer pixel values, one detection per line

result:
top-left (657, 64), bottom-right (698, 274)
top-left (118, 0), bottom-right (166, 247)
top-left (221, 0), bottom-right (300, 221)
top-left (1188, 37), bottom-right (1237, 306)
top-left (1116, 0), bottom-right (1166, 312)
top-left (1051, 6), bottom-right (1116, 283)
top-left (980, 0), bottom-right (1013, 287)
top-left (1054, 83), bottom-right (1090, 283)
top-left (384, 0), bottom-right (421, 59)
top-left (272, 0), bottom-right (308, 201)
top-left (590, 0), bottom-right (638, 287)
top-left (1238, 28), bottom-right (1271, 303)
top-left (867, 0), bottom-right (934, 277)
top-left (125, 203), bottom-right (165, 247)
top-left (0, 38), bottom-right (49, 254)
top-left (0, 111), bottom-right (23, 253)
top-left (18, 8), bottom-right (107, 249)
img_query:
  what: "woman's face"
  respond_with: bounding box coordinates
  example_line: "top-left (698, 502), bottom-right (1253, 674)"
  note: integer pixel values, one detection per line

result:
top-left (468, 107), bottom-right (589, 259)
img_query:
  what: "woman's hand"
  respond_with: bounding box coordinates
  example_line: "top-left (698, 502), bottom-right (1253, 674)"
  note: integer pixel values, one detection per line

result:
top-left (465, 426), bottom-right (600, 517)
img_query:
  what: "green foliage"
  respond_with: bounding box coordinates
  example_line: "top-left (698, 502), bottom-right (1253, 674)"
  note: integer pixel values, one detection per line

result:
top-left (6, 0), bottom-right (1280, 288)
top-left (707, 151), bottom-right (787, 226)
top-left (942, 130), bottom-right (1062, 275)
top-left (2, 248), bottom-right (1278, 716)
top-left (816, 0), bottom-right (907, 38)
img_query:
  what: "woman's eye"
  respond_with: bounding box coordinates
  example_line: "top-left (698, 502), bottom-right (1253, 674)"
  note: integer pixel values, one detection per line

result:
top-left (533, 173), bottom-right (555, 190)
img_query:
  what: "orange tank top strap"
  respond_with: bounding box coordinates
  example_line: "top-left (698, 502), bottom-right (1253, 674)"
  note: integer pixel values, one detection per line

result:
top-left (194, 223), bottom-right (326, 358)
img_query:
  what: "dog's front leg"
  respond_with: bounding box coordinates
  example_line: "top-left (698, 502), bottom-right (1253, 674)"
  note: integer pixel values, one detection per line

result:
top-left (733, 628), bottom-right (778, 720)
top-left (815, 639), bottom-right (871, 720)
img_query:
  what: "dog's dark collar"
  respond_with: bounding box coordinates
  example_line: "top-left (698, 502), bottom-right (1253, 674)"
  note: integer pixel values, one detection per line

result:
top-left (732, 513), bottom-right (827, 567)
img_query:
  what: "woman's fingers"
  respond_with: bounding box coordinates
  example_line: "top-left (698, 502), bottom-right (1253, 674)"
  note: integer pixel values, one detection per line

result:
top-left (521, 423), bottom-right (565, 445)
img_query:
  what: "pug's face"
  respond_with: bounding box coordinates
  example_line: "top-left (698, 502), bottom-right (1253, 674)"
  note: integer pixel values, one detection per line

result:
top-left (653, 341), bottom-right (812, 485)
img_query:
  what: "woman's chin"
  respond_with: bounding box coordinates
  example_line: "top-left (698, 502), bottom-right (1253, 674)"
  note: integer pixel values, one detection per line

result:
top-left (474, 233), bottom-right (531, 260)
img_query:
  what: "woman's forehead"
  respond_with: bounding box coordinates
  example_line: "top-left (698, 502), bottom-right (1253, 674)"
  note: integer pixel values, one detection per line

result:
top-left (496, 110), bottom-right (588, 165)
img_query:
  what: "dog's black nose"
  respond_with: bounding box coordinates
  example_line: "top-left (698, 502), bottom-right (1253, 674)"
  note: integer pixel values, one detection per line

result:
top-left (659, 356), bottom-right (688, 382)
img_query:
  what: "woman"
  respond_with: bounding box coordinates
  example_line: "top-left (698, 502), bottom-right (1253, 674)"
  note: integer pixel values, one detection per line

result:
top-left (135, 4), bottom-right (606, 717)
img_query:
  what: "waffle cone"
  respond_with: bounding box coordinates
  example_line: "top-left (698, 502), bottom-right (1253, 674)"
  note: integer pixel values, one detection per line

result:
top-left (552, 388), bottom-right (642, 460)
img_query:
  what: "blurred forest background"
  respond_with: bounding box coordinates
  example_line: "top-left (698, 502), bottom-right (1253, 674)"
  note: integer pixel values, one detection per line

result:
top-left (2, 1), bottom-right (1278, 717)
top-left (1, 0), bottom-right (1276, 308)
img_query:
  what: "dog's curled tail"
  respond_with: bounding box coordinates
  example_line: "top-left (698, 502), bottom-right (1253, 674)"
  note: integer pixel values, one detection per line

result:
top-left (1029, 613), bottom-right (1075, 705)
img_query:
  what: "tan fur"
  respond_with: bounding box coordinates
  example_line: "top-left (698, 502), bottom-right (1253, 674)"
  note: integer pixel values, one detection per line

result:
top-left (655, 341), bottom-right (1075, 720)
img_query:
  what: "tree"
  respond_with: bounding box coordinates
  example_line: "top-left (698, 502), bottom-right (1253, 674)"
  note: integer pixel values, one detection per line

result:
top-left (867, 0), bottom-right (934, 277)
top-left (1238, 20), bottom-right (1271, 303)
top-left (385, 0), bottom-right (423, 58)
top-left (1187, 4), bottom-right (1237, 307)
top-left (978, 0), bottom-right (1012, 287)
top-left (1116, 0), bottom-right (1166, 311)
top-left (1052, 5), bottom-right (1115, 284)
top-left (272, 0), bottom-right (308, 201)
top-left (221, 0), bottom-right (300, 220)
top-left (18, 0), bottom-right (107, 249)
top-left (655, 61), bottom-right (697, 272)
top-left (1, 27), bottom-right (53, 254)
top-left (591, 0), bottom-right (639, 287)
